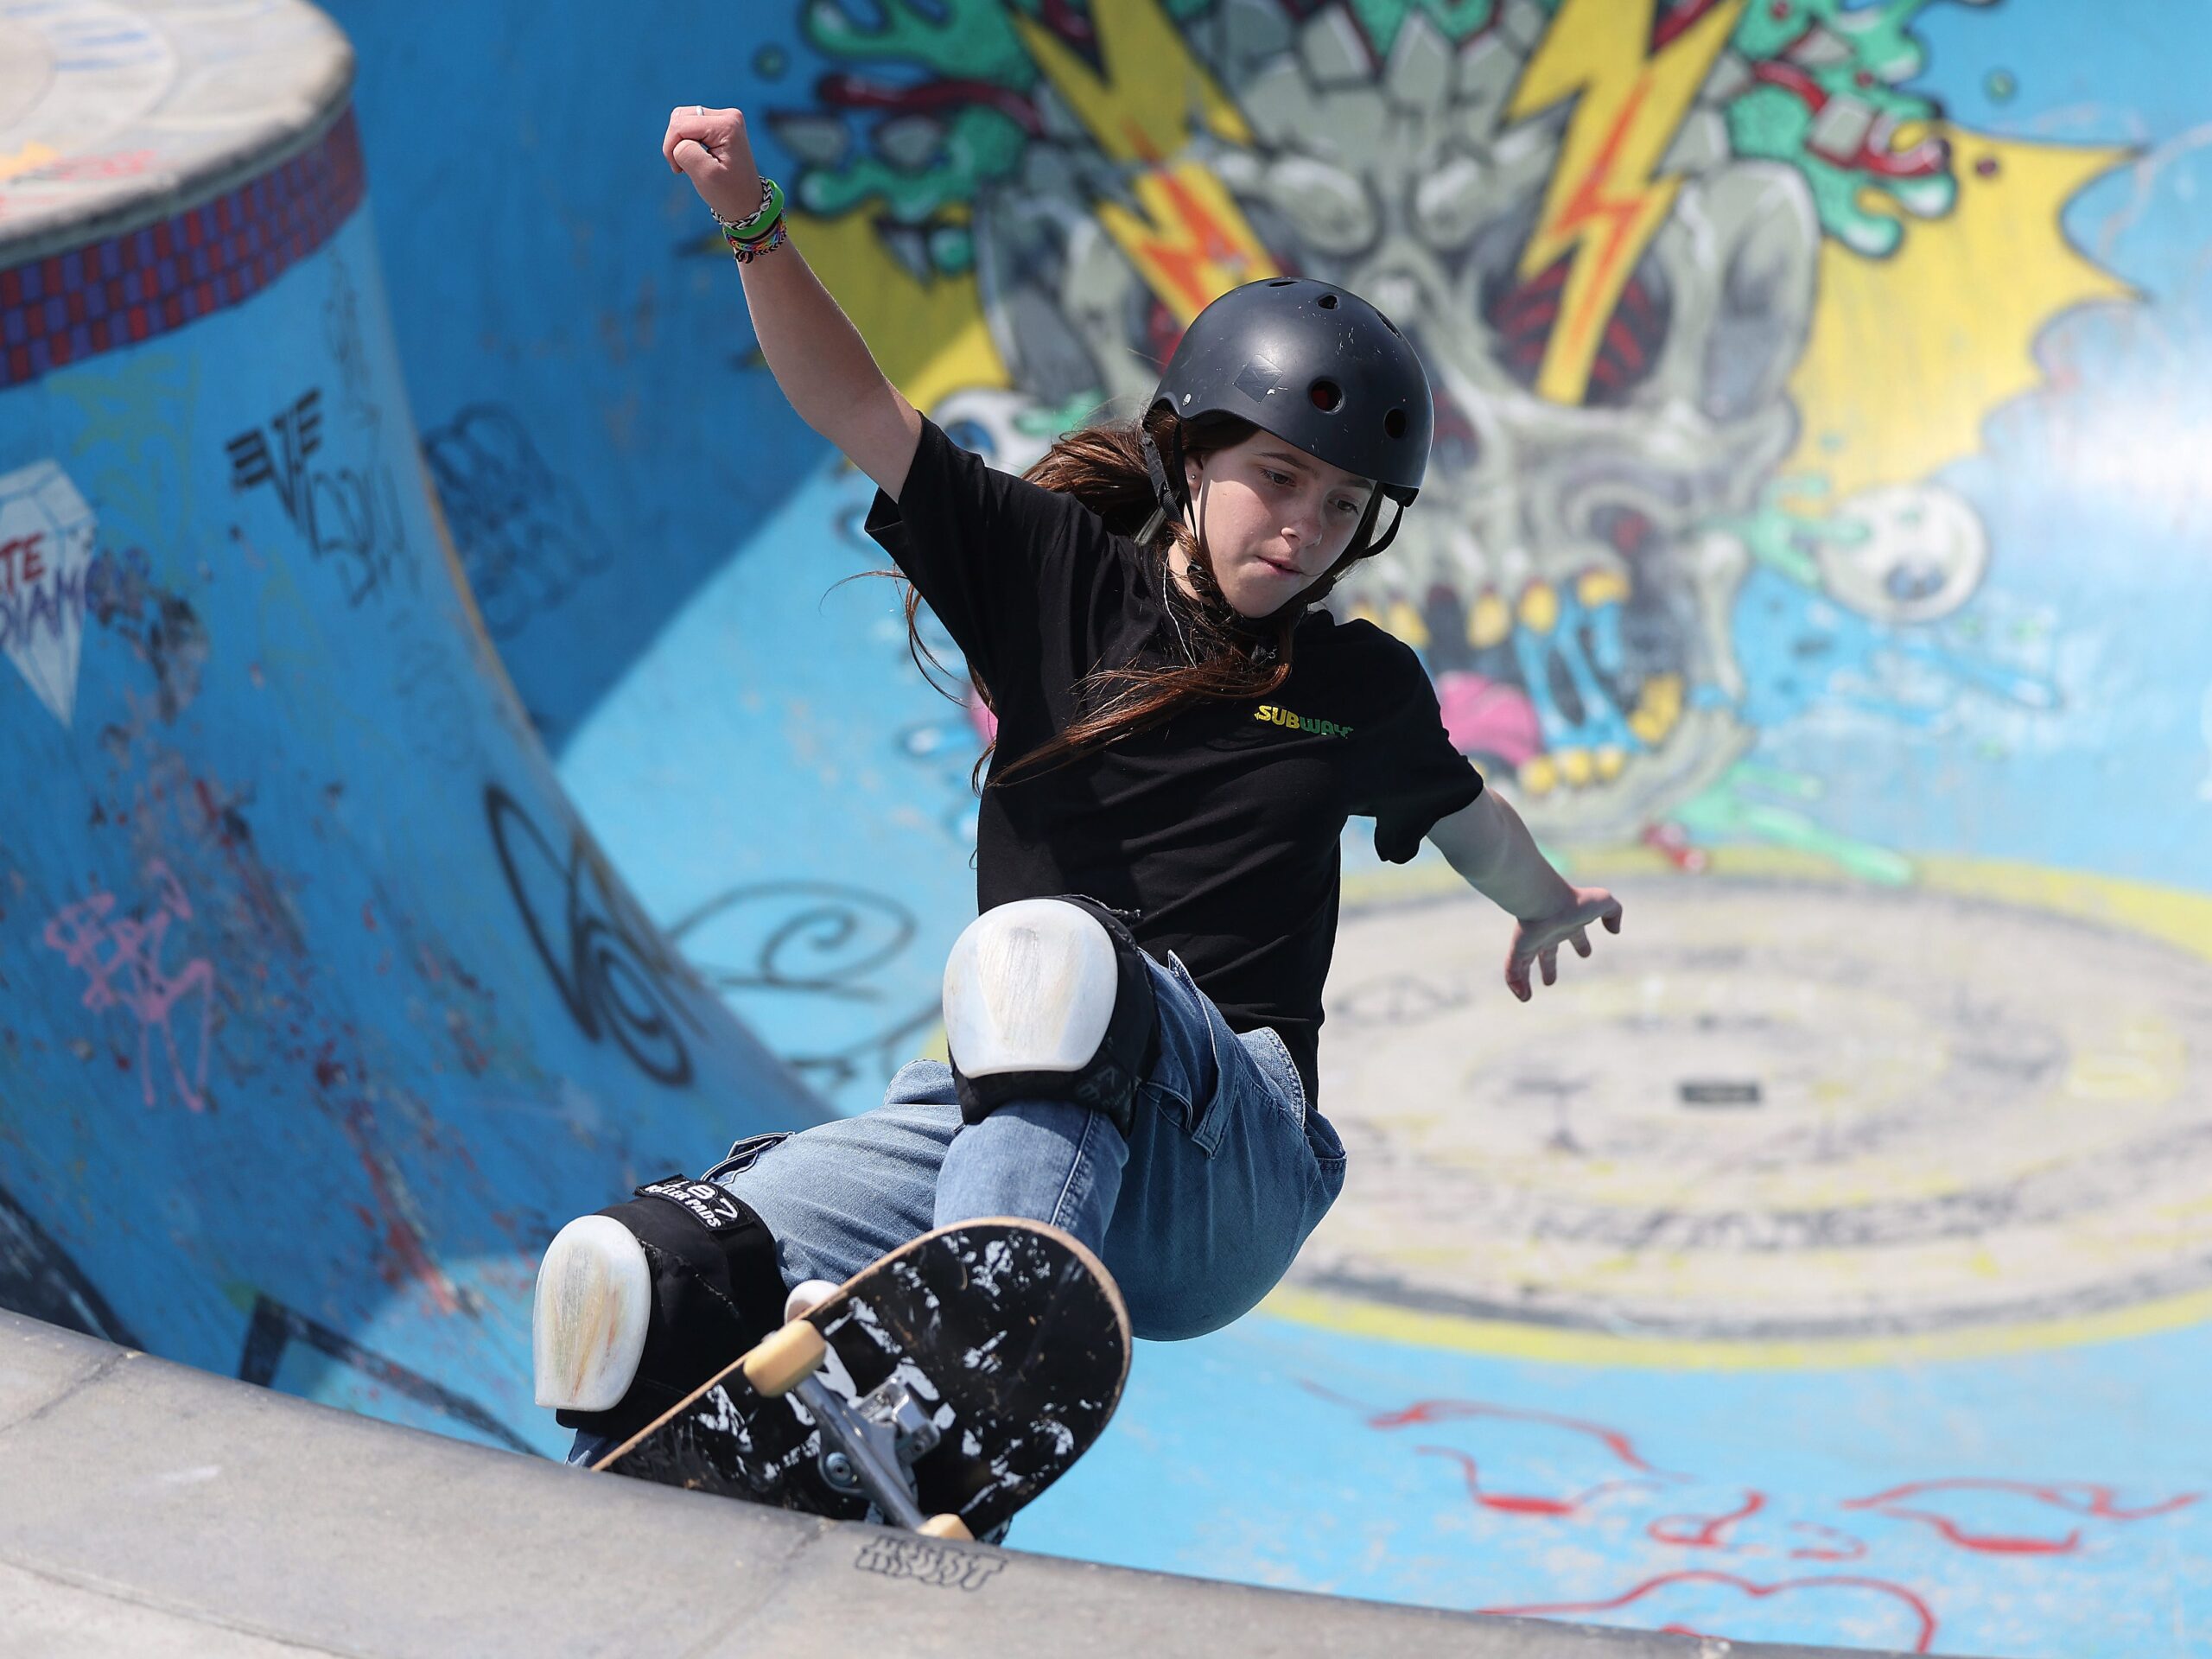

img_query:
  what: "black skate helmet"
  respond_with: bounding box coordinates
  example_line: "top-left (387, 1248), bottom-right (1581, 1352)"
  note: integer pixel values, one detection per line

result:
top-left (1137, 276), bottom-right (1433, 568)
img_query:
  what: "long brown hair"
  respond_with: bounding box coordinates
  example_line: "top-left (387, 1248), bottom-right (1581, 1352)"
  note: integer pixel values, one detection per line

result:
top-left (873, 400), bottom-right (1386, 791)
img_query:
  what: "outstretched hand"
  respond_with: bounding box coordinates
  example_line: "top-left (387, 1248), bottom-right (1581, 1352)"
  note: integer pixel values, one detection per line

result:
top-left (1505, 887), bottom-right (1622, 1002)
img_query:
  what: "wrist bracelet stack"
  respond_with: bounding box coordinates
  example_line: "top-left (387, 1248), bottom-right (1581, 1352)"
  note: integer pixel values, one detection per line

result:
top-left (714, 177), bottom-right (788, 264)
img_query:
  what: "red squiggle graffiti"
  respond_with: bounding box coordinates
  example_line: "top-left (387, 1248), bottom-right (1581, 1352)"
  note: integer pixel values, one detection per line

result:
top-left (1649, 1488), bottom-right (1765, 1548)
top-left (1483, 1570), bottom-right (1939, 1654)
top-left (43, 861), bottom-right (217, 1111)
top-left (1418, 1445), bottom-right (1668, 1518)
top-left (1841, 1479), bottom-right (2201, 1556)
top-left (1361, 1396), bottom-right (1692, 1482)
top-left (1788, 1522), bottom-right (1869, 1563)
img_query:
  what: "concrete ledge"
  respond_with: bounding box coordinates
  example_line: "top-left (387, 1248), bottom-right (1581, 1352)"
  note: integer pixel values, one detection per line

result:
top-left (0, 1311), bottom-right (1934, 1658)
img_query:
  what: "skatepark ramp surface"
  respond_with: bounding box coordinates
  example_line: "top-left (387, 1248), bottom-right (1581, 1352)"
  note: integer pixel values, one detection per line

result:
top-left (4, 0), bottom-right (2212, 1654)
top-left (0, 1309), bottom-right (1937, 1659)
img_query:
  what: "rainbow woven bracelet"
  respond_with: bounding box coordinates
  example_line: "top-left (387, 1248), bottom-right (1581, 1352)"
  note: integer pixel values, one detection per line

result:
top-left (725, 215), bottom-right (788, 264)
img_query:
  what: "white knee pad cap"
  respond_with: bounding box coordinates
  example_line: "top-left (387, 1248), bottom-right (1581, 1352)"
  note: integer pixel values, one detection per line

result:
top-left (532, 1213), bottom-right (651, 1412)
top-left (944, 899), bottom-right (1120, 1078)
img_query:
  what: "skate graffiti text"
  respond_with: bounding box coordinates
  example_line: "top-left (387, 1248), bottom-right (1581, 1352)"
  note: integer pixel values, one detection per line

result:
top-left (227, 387), bottom-right (409, 607)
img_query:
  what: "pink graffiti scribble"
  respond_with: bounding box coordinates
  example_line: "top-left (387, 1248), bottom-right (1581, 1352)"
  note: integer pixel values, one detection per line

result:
top-left (43, 861), bottom-right (217, 1111)
top-left (1484, 1570), bottom-right (1939, 1654)
top-left (1841, 1478), bottom-right (2201, 1557)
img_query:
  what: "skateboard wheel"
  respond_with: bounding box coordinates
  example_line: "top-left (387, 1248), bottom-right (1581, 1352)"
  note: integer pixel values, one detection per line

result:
top-left (918, 1513), bottom-right (973, 1541)
top-left (741, 1319), bottom-right (828, 1396)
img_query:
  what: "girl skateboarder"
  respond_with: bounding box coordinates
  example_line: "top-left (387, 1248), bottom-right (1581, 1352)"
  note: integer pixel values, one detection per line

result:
top-left (535, 104), bottom-right (1624, 1469)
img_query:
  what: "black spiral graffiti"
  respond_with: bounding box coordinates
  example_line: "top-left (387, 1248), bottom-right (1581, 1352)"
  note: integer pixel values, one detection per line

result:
top-left (670, 881), bottom-right (939, 1094)
top-left (485, 784), bottom-right (701, 1087)
top-left (670, 880), bottom-right (916, 996)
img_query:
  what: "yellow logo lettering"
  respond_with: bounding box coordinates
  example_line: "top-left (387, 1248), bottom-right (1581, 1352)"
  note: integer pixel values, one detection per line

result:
top-left (1252, 703), bottom-right (1353, 739)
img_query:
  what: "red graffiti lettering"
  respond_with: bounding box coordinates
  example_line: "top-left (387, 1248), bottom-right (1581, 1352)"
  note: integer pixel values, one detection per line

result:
top-left (0, 532), bottom-right (41, 592)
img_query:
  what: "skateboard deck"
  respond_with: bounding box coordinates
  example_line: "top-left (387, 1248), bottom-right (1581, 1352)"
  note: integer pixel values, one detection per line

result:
top-left (593, 1217), bottom-right (1129, 1540)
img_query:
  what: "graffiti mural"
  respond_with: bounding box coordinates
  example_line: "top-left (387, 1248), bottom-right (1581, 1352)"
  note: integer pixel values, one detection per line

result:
top-left (761, 0), bottom-right (2120, 858)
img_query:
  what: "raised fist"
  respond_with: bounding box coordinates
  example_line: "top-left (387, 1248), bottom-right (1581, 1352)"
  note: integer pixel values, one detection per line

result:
top-left (663, 105), bottom-right (765, 225)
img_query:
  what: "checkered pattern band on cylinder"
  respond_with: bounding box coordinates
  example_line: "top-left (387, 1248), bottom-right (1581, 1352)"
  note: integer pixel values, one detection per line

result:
top-left (0, 107), bottom-right (367, 391)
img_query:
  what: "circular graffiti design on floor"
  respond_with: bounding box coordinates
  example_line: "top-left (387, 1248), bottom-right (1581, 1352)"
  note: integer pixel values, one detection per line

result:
top-left (1298, 867), bottom-right (2212, 1345)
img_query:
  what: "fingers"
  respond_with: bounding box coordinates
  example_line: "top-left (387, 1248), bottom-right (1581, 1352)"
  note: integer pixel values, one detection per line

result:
top-left (664, 105), bottom-right (721, 173)
top-left (1508, 895), bottom-right (1622, 1002)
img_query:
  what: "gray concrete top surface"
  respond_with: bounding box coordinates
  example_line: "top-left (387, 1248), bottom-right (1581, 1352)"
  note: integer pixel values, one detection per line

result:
top-left (0, 1312), bottom-right (1950, 1659)
top-left (0, 0), bottom-right (353, 263)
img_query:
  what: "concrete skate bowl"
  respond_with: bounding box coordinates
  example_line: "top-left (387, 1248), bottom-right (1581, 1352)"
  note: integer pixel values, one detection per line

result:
top-left (0, 0), bottom-right (832, 1453)
top-left (4, 1), bottom-right (2211, 1656)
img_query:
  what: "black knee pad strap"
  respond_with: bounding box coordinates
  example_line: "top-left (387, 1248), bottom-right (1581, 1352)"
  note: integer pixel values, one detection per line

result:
top-left (553, 1176), bottom-right (788, 1446)
top-left (950, 893), bottom-right (1161, 1139)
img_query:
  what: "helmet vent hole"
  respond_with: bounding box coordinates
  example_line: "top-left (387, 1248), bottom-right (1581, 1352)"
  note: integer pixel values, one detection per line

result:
top-left (1317, 293), bottom-right (1338, 309)
top-left (1384, 408), bottom-right (1408, 439)
top-left (1382, 316), bottom-right (1401, 336)
top-left (1309, 379), bottom-right (1343, 412)
top-left (1268, 278), bottom-right (1296, 287)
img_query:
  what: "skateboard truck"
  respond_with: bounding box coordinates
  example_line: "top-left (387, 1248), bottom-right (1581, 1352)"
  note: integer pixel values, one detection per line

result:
top-left (808, 1376), bottom-right (940, 1505)
top-left (742, 1318), bottom-right (973, 1541)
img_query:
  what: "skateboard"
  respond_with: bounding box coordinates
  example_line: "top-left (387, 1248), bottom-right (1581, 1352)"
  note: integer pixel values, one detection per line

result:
top-left (593, 1217), bottom-right (1130, 1541)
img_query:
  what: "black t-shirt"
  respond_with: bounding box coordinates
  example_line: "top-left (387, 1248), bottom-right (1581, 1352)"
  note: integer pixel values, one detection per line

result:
top-left (862, 414), bottom-right (1484, 1107)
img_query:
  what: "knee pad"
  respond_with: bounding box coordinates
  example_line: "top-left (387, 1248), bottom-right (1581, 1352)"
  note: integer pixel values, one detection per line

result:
top-left (546, 1176), bottom-right (789, 1446)
top-left (943, 894), bottom-right (1160, 1137)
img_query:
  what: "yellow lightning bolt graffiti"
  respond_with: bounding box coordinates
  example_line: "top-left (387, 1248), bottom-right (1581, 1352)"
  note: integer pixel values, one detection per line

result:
top-left (1012, 1), bottom-right (1277, 326)
top-left (1505, 0), bottom-right (1747, 406)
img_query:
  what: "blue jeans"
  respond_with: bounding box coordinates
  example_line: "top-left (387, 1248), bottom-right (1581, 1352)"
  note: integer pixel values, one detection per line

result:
top-left (565, 948), bottom-right (1345, 1467)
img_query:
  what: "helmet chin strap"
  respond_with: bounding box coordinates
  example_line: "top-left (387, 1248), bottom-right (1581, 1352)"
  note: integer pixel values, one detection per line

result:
top-left (1135, 425), bottom-right (1185, 546)
top-left (1361, 493), bottom-right (1408, 559)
